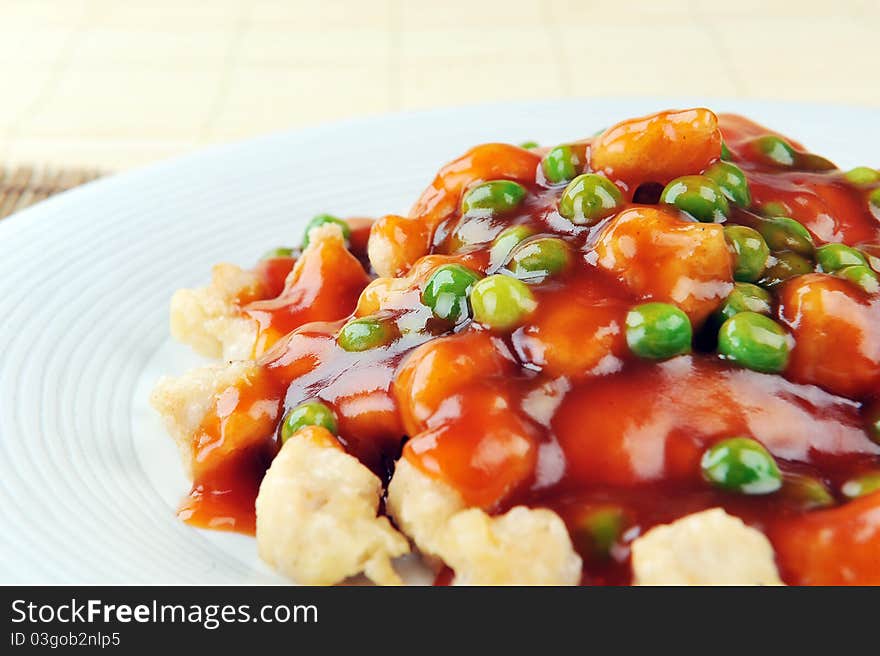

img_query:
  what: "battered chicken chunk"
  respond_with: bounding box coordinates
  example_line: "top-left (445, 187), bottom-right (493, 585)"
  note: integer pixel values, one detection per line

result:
top-left (388, 459), bottom-right (582, 585)
top-left (256, 426), bottom-right (410, 586)
top-left (150, 361), bottom-right (259, 476)
top-left (170, 263), bottom-right (262, 361)
top-left (631, 508), bottom-right (783, 585)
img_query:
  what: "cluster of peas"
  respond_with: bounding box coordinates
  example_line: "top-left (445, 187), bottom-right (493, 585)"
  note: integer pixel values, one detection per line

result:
top-left (267, 137), bottom-right (880, 506)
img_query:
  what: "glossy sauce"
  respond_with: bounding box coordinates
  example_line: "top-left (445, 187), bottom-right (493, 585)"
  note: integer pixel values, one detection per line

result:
top-left (182, 111), bottom-right (880, 584)
top-left (242, 219), bottom-right (373, 356)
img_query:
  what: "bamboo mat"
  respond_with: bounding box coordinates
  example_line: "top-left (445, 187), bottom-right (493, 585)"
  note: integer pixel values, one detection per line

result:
top-left (0, 165), bottom-right (103, 219)
top-left (1, 1), bottom-right (876, 172)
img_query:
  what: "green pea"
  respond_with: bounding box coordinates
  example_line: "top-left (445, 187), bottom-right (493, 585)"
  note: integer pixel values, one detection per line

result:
top-left (701, 437), bottom-right (782, 495)
top-left (461, 180), bottom-right (527, 216)
top-left (470, 274), bottom-right (537, 330)
top-left (841, 472), bottom-right (880, 499)
top-left (753, 135), bottom-right (797, 167)
top-left (541, 144), bottom-right (586, 184)
top-left (421, 264), bottom-right (482, 323)
top-left (280, 401), bottom-right (338, 442)
top-left (509, 237), bottom-right (571, 280)
top-left (759, 251), bottom-right (814, 287)
top-left (724, 225), bottom-right (769, 282)
top-left (489, 225), bottom-right (535, 269)
top-left (337, 316), bottom-right (396, 351)
top-left (837, 264), bottom-right (880, 294)
top-left (519, 140), bottom-right (540, 149)
top-left (759, 201), bottom-right (790, 217)
top-left (717, 312), bottom-right (791, 373)
top-left (261, 247), bottom-right (294, 260)
top-left (574, 506), bottom-right (627, 560)
top-left (625, 302), bottom-right (692, 360)
top-left (844, 166), bottom-right (880, 186)
top-left (660, 175), bottom-right (730, 223)
top-left (705, 161), bottom-right (752, 208)
top-left (721, 141), bottom-right (733, 161)
top-left (558, 173), bottom-right (623, 225)
top-left (780, 473), bottom-right (835, 510)
top-left (816, 243), bottom-right (868, 272)
top-left (716, 283), bottom-right (773, 323)
top-left (799, 153), bottom-right (836, 172)
top-left (302, 213), bottom-right (351, 248)
top-left (756, 216), bottom-right (814, 256)
top-left (870, 188), bottom-right (880, 209)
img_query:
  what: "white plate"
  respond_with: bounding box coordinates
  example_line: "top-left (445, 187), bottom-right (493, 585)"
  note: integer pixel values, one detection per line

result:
top-left (1, 99), bottom-right (877, 584)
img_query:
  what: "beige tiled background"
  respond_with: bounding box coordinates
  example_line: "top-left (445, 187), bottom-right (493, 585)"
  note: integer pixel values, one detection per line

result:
top-left (0, 0), bottom-right (878, 170)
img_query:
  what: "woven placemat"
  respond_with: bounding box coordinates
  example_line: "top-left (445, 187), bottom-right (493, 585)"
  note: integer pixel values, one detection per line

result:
top-left (0, 165), bottom-right (103, 219)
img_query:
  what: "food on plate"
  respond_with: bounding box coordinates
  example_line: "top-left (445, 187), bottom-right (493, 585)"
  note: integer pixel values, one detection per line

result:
top-left (255, 426), bottom-right (409, 585)
top-left (169, 219), bottom-right (372, 360)
top-left (630, 508), bottom-right (782, 585)
top-left (152, 107), bottom-right (880, 585)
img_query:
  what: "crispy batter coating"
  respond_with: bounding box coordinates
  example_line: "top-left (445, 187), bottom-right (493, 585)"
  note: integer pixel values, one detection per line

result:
top-left (169, 263), bottom-right (261, 360)
top-left (150, 361), bottom-right (259, 476)
top-left (387, 458), bottom-right (581, 585)
top-left (170, 223), bottom-right (356, 361)
top-left (256, 427), bottom-right (409, 586)
top-left (631, 508), bottom-right (783, 586)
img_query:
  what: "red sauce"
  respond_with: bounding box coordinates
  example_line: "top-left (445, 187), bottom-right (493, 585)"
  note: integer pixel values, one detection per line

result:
top-left (178, 445), bottom-right (270, 533)
top-left (181, 109), bottom-right (880, 584)
top-left (434, 567), bottom-right (454, 586)
top-left (242, 219), bottom-right (373, 356)
top-left (252, 256), bottom-right (296, 299)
